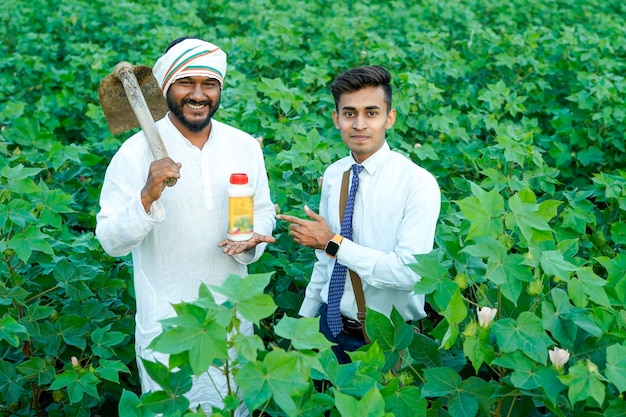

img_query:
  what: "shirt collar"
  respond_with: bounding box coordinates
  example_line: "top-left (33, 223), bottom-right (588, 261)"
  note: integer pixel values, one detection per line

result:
top-left (350, 141), bottom-right (390, 175)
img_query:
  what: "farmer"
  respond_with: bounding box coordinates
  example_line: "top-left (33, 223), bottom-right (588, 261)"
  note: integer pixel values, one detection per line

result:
top-left (96, 37), bottom-right (275, 415)
top-left (278, 66), bottom-right (440, 363)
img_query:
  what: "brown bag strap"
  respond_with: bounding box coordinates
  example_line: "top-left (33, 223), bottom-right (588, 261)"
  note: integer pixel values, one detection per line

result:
top-left (339, 168), bottom-right (370, 343)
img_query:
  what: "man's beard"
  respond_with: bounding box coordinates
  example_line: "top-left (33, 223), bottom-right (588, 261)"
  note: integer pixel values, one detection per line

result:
top-left (167, 94), bottom-right (220, 133)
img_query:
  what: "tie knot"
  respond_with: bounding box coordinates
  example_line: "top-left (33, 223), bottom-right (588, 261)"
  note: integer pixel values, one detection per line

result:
top-left (352, 164), bottom-right (364, 176)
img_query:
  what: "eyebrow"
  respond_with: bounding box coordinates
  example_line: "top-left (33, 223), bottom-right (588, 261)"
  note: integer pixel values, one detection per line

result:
top-left (341, 105), bottom-right (382, 111)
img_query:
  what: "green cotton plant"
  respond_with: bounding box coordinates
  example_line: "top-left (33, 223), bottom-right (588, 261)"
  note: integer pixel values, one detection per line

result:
top-left (2, 0), bottom-right (626, 415)
top-left (0, 115), bottom-right (135, 416)
top-left (409, 125), bottom-right (626, 416)
top-left (118, 273), bottom-right (436, 417)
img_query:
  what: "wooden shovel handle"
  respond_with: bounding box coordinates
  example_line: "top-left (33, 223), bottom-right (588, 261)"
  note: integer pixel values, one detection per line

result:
top-left (114, 62), bottom-right (177, 187)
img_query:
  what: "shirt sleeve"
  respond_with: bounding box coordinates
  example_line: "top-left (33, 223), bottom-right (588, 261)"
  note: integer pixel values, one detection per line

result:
top-left (339, 172), bottom-right (441, 292)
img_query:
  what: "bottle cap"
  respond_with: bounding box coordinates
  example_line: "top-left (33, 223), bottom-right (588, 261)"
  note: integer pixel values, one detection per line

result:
top-left (230, 173), bottom-right (249, 184)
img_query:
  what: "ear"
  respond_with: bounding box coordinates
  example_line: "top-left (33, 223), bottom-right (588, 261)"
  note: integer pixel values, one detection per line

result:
top-left (332, 109), bottom-right (340, 129)
top-left (386, 108), bottom-right (397, 129)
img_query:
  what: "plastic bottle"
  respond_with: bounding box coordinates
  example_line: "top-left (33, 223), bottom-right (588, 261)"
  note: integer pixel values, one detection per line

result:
top-left (227, 173), bottom-right (254, 241)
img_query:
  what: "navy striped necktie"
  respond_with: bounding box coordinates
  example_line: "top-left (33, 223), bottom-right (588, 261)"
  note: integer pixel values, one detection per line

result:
top-left (327, 163), bottom-right (364, 336)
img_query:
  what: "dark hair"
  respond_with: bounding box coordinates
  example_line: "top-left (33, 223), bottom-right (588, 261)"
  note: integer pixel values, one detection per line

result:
top-left (165, 36), bottom-right (206, 52)
top-left (330, 65), bottom-right (392, 111)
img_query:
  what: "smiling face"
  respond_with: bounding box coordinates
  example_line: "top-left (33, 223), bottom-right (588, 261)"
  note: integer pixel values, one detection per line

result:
top-left (166, 76), bottom-right (222, 134)
top-left (332, 85), bottom-right (396, 164)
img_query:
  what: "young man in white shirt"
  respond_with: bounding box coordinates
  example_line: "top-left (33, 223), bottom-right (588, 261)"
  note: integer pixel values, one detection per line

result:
top-left (278, 65), bottom-right (440, 363)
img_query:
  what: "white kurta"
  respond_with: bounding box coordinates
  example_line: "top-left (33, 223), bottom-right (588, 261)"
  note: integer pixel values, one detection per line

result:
top-left (96, 116), bottom-right (275, 414)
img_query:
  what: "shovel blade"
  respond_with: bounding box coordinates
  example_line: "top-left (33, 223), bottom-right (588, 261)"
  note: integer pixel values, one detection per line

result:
top-left (98, 65), bottom-right (168, 135)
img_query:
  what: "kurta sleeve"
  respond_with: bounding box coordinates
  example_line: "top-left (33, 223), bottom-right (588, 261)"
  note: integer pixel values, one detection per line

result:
top-left (95, 137), bottom-right (163, 257)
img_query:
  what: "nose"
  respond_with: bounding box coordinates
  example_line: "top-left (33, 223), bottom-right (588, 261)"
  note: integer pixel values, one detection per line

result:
top-left (189, 83), bottom-right (205, 100)
top-left (352, 114), bottom-right (366, 130)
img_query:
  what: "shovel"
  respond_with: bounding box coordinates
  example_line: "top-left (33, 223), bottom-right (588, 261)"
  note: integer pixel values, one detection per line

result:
top-left (98, 62), bottom-right (176, 187)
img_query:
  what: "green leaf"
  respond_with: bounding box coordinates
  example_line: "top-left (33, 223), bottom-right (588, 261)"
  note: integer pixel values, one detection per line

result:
top-left (141, 359), bottom-right (193, 396)
top-left (335, 387), bottom-right (392, 417)
top-left (411, 251), bottom-right (458, 311)
top-left (448, 390), bottom-right (479, 417)
top-left (463, 331), bottom-right (496, 373)
top-left (348, 341), bottom-right (387, 377)
top-left (366, 307), bottom-right (414, 352)
top-left (0, 316), bottom-right (28, 347)
top-left (540, 250), bottom-right (579, 282)
top-left (492, 312), bottom-right (551, 364)
top-left (149, 317), bottom-right (228, 376)
top-left (605, 344), bottom-right (626, 393)
top-left (273, 316), bottom-right (334, 350)
top-left (292, 389), bottom-right (334, 417)
top-left (456, 183), bottom-right (504, 240)
top-left (0, 360), bottom-right (23, 404)
top-left (53, 259), bottom-right (97, 301)
top-left (232, 333), bottom-right (265, 363)
top-left (236, 350), bottom-right (310, 417)
top-left (55, 314), bottom-right (89, 350)
top-left (142, 390), bottom-right (191, 416)
top-left (545, 288), bottom-right (603, 341)
top-left (8, 225), bottom-right (55, 262)
top-left (16, 357), bottom-right (55, 386)
top-left (0, 164), bottom-right (43, 180)
top-left (574, 267), bottom-right (611, 307)
top-left (96, 359), bottom-right (130, 384)
top-left (237, 294), bottom-right (278, 325)
top-left (441, 290), bottom-right (468, 326)
top-left (485, 253), bottom-right (532, 305)
top-left (408, 332), bottom-right (442, 368)
top-left (4, 199), bottom-right (37, 227)
top-left (49, 370), bottom-right (100, 403)
top-left (118, 389), bottom-right (146, 417)
top-left (365, 308), bottom-right (414, 371)
top-left (381, 382), bottom-right (427, 417)
top-left (323, 353), bottom-right (378, 397)
top-left (507, 188), bottom-right (554, 243)
top-left (210, 273), bottom-right (276, 324)
top-left (460, 377), bottom-right (496, 415)
top-left (542, 289), bottom-right (579, 347)
top-left (411, 252), bottom-right (451, 295)
top-left (558, 360), bottom-right (606, 407)
top-left (461, 236), bottom-right (507, 261)
top-left (422, 367), bottom-right (462, 397)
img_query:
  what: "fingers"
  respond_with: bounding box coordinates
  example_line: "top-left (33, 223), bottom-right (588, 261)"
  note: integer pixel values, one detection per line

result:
top-left (303, 205), bottom-right (321, 220)
top-left (258, 234), bottom-right (277, 243)
top-left (218, 234), bottom-right (276, 256)
top-left (276, 214), bottom-right (303, 225)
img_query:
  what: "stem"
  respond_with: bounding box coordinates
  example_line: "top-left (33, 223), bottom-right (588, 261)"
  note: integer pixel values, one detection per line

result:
top-left (494, 397), bottom-right (503, 417)
top-left (505, 395), bottom-right (517, 417)
top-left (30, 382), bottom-right (40, 417)
top-left (25, 285), bottom-right (60, 304)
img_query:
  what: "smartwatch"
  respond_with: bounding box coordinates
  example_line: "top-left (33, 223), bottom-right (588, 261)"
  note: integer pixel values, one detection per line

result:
top-left (324, 234), bottom-right (344, 258)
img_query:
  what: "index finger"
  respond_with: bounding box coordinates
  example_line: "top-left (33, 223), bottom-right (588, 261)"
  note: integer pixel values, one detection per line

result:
top-left (277, 214), bottom-right (303, 225)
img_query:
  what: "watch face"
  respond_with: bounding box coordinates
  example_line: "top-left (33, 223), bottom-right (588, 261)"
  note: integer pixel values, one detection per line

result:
top-left (325, 240), bottom-right (340, 257)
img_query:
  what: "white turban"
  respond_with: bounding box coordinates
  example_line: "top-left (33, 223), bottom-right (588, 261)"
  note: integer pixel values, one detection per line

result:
top-left (153, 38), bottom-right (227, 97)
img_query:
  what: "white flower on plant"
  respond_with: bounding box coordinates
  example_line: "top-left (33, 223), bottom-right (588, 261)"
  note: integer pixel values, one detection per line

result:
top-left (477, 306), bottom-right (497, 328)
top-left (549, 347), bottom-right (570, 369)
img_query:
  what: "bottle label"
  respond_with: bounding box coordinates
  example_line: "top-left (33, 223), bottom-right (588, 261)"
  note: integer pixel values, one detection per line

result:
top-left (228, 196), bottom-right (254, 237)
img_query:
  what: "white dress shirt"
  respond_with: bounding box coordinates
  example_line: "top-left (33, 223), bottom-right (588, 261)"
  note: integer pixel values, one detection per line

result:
top-left (299, 141), bottom-right (440, 322)
top-left (96, 116), bottom-right (275, 412)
